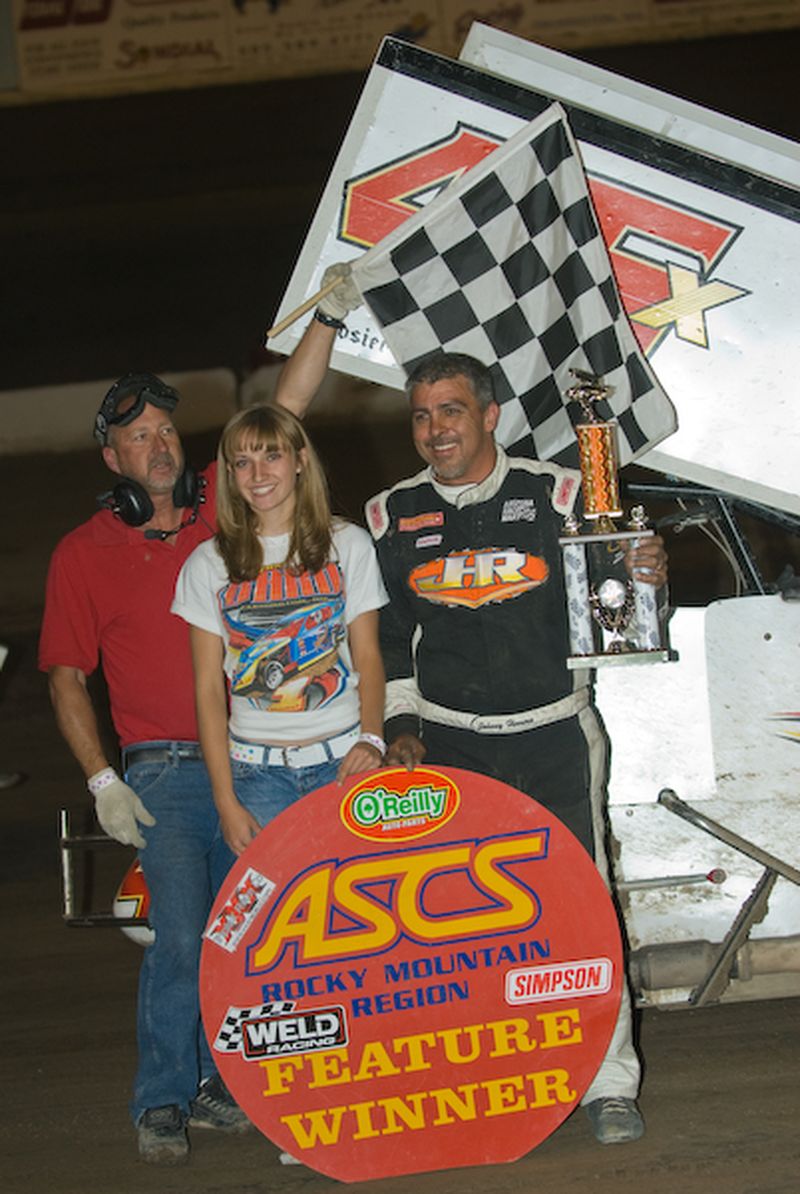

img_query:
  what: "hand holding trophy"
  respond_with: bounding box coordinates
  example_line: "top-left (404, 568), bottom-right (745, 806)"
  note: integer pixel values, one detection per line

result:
top-left (559, 370), bottom-right (673, 668)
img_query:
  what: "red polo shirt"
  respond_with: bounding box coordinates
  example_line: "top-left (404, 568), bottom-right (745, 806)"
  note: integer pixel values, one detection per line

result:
top-left (39, 464), bottom-right (217, 749)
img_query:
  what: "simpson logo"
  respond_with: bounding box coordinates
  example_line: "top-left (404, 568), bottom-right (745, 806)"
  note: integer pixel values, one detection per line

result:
top-left (205, 867), bottom-right (275, 953)
top-left (505, 957), bottom-right (613, 1004)
top-left (341, 767), bottom-right (460, 841)
top-left (398, 512), bottom-right (445, 532)
top-left (416, 534), bottom-right (443, 549)
top-left (409, 548), bottom-right (548, 609)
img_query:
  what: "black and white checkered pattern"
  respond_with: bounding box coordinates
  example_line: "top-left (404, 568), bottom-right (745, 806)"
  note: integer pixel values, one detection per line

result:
top-left (352, 103), bottom-right (676, 467)
top-left (213, 1001), bottom-right (295, 1054)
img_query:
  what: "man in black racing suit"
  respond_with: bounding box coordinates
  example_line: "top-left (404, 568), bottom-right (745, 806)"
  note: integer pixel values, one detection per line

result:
top-left (365, 352), bottom-right (668, 1147)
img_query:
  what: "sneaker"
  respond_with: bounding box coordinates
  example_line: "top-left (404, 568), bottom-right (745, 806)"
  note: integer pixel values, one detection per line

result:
top-left (584, 1096), bottom-right (645, 1145)
top-left (189, 1074), bottom-right (252, 1133)
top-left (138, 1105), bottom-right (189, 1164)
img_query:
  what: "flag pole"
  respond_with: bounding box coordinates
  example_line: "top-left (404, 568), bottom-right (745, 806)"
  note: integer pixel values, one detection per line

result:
top-left (265, 276), bottom-right (343, 339)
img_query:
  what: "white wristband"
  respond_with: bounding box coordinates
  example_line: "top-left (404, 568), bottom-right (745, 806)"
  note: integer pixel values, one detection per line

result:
top-left (358, 733), bottom-right (386, 756)
top-left (88, 766), bottom-right (119, 796)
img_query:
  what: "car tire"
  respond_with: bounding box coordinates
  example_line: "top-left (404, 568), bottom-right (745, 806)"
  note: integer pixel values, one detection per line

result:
top-left (262, 660), bottom-right (285, 691)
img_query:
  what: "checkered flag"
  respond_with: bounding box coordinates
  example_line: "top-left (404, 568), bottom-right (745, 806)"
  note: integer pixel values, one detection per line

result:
top-left (351, 103), bottom-right (676, 466)
top-left (212, 1001), bottom-right (296, 1054)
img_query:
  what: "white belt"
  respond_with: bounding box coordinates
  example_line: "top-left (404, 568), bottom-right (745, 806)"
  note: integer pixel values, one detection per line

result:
top-left (418, 687), bottom-right (590, 734)
top-left (229, 725), bottom-right (359, 769)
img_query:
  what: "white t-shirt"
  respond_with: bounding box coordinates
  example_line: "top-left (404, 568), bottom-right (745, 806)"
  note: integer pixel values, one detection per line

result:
top-left (172, 520), bottom-right (387, 744)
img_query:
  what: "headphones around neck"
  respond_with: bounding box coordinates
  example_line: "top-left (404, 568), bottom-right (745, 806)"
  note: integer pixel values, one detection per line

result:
top-left (97, 467), bottom-right (204, 533)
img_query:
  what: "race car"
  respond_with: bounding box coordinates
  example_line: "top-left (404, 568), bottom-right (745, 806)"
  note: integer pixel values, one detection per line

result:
top-left (230, 596), bottom-right (346, 698)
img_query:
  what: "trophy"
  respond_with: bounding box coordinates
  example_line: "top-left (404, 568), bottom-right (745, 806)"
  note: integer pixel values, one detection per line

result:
top-left (559, 370), bottom-right (673, 668)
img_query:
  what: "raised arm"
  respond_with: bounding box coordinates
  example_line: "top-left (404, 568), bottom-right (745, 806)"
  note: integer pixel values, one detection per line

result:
top-left (272, 316), bottom-right (337, 419)
top-left (272, 262), bottom-right (363, 419)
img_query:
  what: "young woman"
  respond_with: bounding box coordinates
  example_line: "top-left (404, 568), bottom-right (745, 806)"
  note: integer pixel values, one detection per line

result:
top-left (172, 404), bottom-right (387, 855)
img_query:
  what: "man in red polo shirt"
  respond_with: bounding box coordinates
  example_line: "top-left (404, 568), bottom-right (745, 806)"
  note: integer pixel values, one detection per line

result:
top-left (38, 316), bottom-right (344, 1165)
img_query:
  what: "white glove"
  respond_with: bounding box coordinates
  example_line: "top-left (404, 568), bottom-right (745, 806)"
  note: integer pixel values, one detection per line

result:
top-left (89, 769), bottom-right (156, 849)
top-left (318, 262), bottom-right (363, 322)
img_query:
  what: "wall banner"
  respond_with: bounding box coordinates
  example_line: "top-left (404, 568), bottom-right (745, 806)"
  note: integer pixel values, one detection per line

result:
top-left (269, 35), bottom-right (800, 516)
top-left (200, 765), bottom-right (623, 1181)
top-left (11, 0), bottom-right (232, 92)
top-left (9, 3), bottom-right (800, 97)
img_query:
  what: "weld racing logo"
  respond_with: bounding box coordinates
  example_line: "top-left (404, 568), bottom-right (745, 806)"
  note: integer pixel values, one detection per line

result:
top-left (339, 128), bottom-right (747, 358)
top-left (408, 548), bottom-right (548, 609)
top-left (214, 1001), bottom-right (348, 1058)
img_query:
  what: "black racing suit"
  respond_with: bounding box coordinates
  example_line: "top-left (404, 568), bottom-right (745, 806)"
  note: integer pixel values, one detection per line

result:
top-left (365, 446), bottom-right (606, 855)
top-left (367, 444), bottom-right (643, 1100)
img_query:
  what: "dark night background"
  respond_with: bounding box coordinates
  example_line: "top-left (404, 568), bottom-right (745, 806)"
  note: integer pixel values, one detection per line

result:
top-left (2, 29), bottom-right (799, 393)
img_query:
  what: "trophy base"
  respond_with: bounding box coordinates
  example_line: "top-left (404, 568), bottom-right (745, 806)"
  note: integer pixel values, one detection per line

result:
top-left (566, 648), bottom-right (677, 670)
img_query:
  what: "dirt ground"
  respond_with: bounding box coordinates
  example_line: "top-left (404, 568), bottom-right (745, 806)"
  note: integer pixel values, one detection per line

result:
top-left (2, 429), bottom-right (799, 1194)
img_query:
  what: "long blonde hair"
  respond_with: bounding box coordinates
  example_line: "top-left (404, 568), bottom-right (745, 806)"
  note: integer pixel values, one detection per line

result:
top-left (216, 404), bottom-right (333, 581)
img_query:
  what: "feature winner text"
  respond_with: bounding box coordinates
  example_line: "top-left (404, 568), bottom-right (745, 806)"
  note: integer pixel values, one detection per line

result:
top-left (259, 1012), bottom-right (583, 1149)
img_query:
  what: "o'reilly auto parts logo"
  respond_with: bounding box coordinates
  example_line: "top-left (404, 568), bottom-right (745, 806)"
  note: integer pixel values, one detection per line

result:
top-left (340, 767), bottom-right (460, 842)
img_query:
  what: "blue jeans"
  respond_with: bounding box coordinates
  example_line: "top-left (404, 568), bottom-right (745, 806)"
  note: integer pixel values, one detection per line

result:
top-left (128, 745), bottom-right (236, 1124)
top-left (231, 755), bottom-right (339, 827)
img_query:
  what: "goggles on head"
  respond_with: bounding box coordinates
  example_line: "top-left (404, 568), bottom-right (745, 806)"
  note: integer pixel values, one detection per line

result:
top-left (94, 372), bottom-right (180, 445)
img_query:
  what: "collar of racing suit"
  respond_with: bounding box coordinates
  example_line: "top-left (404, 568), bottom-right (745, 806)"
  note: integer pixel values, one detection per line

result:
top-left (427, 444), bottom-right (509, 508)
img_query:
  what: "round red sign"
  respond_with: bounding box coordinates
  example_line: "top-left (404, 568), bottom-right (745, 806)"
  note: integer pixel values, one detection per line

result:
top-left (200, 766), bottom-right (622, 1181)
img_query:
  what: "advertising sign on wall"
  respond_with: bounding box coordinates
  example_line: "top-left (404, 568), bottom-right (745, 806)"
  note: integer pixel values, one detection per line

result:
top-left (9, 0), bottom-right (439, 93)
top-left (12, 0), bottom-right (232, 91)
top-left (10, 2), bottom-right (800, 97)
top-left (200, 766), bottom-right (623, 1180)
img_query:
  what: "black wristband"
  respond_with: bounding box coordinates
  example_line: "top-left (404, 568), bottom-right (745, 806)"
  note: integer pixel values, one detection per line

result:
top-left (314, 308), bottom-right (345, 330)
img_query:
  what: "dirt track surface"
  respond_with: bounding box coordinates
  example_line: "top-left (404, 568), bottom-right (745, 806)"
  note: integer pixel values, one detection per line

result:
top-left (3, 434), bottom-right (800, 1194)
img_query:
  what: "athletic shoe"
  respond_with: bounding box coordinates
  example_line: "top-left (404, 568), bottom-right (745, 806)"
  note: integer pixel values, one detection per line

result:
top-left (137, 1105), bottom-right (189, 1164)
top-left (189, 1074), bottom-right (252, 1133)
top-left (584, 1096), bottom-right (645, 1144)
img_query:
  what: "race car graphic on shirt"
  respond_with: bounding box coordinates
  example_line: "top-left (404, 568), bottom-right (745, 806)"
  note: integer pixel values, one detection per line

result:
top-left (218, 562), bottom-right (348, 711)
